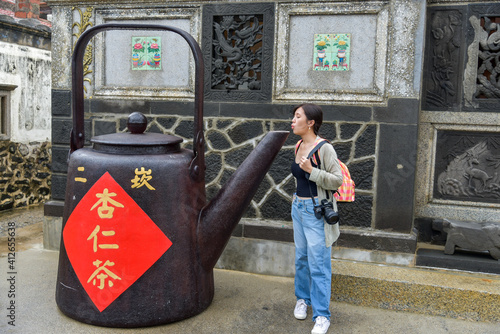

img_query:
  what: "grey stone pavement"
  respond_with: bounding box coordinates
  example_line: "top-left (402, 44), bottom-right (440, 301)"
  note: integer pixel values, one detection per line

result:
top-left (1, 205), bottom-right (499, 333)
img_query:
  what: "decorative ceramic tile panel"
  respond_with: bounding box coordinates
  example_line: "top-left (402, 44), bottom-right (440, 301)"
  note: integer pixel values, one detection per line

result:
top-left (313, 33), bottom-right (350, 71)
top-left (131, 37), bottom-right (161, 70)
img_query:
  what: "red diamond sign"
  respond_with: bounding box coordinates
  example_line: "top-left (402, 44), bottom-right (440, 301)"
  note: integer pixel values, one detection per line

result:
top-left (63, 172), bottom-right (172, 312)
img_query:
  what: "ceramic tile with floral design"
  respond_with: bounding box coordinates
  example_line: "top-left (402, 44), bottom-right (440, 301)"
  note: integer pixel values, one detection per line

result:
top-left (132, 37), bottom-right (161, 70)
top-left (313, 33), bottom-right (350, 71)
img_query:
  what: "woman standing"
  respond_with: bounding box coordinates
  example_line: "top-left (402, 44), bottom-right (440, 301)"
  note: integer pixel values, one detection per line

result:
top-left (290, 103), bottom-right (343, 334)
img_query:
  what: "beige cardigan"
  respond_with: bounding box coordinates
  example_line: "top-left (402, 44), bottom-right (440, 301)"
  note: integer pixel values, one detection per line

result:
top-left (297, 137), bottom-right (344, 247)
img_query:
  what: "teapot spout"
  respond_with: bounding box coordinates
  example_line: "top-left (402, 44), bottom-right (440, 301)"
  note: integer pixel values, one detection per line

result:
top-left (197, 130), bottom-right (289, 271)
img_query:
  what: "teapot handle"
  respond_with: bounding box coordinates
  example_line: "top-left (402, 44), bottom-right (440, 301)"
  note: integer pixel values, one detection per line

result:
top-left (71, 23), bottom-right (205, 182)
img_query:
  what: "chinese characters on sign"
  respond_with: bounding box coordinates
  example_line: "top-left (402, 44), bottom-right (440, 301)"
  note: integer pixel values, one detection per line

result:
top-left (63, 171), bottom-right (172, 312)
top-left (87, 259), bottom-right (121, 289)
top-left (87, 225), bottom-right (119, 252)
top-left (90, 188), bottom-right (124, 218)
top-left (131, 167), bottom-right (155, 190)
top-left (75, 166), bottom-right (87, 183)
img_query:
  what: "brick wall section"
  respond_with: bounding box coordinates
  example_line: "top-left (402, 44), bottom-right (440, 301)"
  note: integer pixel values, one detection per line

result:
top-left (0, 0), bottom-right (15, 16)
top-left (13, 0), bottom-right (40, 19)
top-left (0, 0), bottom-right (42, 19)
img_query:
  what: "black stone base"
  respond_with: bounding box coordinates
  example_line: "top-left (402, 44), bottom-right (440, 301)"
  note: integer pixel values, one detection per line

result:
top-left (43, 202), bottom-right (417, 254)
top-left (416, 248), bottom-right (500, 275)
top-left (44, 200), bottom-right (64, 217)
top-left (337, 229), bottom-right (417, 253)
top-left (235, 220), bottom-right (417, 254)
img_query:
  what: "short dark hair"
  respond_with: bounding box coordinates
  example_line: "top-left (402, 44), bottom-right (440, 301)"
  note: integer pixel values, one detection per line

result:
top-left (293, 103), bottom-right (323, 135)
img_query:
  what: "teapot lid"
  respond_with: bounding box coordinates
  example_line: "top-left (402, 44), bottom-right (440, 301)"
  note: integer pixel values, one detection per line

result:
top-left (91, 112), bottom-right (183, 155)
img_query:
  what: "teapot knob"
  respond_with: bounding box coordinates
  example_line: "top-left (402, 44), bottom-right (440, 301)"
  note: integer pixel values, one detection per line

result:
top-left (127, 112), bottom-right (148, 134)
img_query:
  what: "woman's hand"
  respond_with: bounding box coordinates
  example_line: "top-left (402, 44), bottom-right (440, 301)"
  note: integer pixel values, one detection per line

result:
top-left (299, 156), bottom-right (313, 174)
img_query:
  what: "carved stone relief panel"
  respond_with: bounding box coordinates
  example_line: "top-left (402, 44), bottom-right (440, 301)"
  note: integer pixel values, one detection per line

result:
top-left (72, 7), bottom-right (95, 97)
top-left (434, 130), bottom-right (500, 204)
top-left (202, 3), bottom-right (275, 102)
top-left (472, 16), bottom-right (500, 100)
top-left (421, 7), bottom-right (465, 110)
top-left (464, 3), bottom-right (500, 111)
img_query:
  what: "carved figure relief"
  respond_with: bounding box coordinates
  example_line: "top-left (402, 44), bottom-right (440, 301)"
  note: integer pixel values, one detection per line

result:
top-left (475, 16), bottom-right (500, 99)
top-left (435, 133), bottom-right (500, 203)
top-left (423, 10), bottom-right (462, 108)
top-left (211, 14), bottom-right (263, 91)
top-left (432, 219), bottom-right (500, 260)
top-left (72, 7), bottom-right (94, 95)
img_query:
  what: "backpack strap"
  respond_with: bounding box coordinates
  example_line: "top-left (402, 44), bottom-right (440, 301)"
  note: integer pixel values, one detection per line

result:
top-left (306, 139), bottom-right (328, 162)
top-left (294, 139), bottom-right (303, 156)
top-left (304, 139), bottom-right (332, 199)
top-left (307, 139), bottom-right (339, 200)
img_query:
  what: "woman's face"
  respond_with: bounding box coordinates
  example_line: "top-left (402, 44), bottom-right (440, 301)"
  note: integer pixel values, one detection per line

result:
top-left (291, 107), bottom-right (312, 136)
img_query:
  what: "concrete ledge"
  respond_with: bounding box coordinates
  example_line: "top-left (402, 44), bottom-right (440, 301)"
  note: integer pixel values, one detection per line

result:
top-left (217, 236), bottom-right (500, 322)
top-left (333, 246), bottom-right (415, 267)
top-left (43, 215), bottom-right (62, 250)
top-left (216, 237), bottom-right (295, 277)
top-left (331, 260), bottom-right (500, 322)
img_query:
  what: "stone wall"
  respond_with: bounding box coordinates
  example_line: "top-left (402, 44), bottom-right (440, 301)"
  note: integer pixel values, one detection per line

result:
top-left (0, 141), bottom-right (51, 210)
top-left (51, 108), bottom-right (376, 226)
top-left (415, 2), bottom-right (500, 236)
top-left (47, 0), bottom-right (425, 254)
top-left (0, 7), bottom-right (52, 211)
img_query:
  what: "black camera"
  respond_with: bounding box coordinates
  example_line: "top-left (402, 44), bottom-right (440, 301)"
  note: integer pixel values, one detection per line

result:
top-left (314, 199), bottom-right (339, 225)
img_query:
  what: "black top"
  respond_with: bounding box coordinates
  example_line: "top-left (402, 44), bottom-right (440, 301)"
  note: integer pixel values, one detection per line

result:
top-left (291, 160), bottom-right (318, 197)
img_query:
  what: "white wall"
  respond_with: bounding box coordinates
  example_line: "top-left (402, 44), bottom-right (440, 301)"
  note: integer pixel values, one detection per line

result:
top-left (0, 41), bottom-right (51, 143)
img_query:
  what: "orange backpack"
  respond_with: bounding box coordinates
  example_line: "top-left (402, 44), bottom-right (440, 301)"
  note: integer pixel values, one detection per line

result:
top-left (334, 160), bottom-right (355, 202)
top-left (295, 139), bottom-right (355, 202)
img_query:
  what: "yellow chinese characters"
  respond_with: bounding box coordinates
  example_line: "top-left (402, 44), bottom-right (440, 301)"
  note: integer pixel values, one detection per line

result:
top-left (75, 166), bottom-right (87, 183)
top-left (86, 188), bottom-right (124, 291)
top-left (87, 259), bottom-right (121, 289)
top-left (131, 167), bottom-right (156, 190)
top-left (87, 225), bottom-right (119, 252)
top-left (90, 188), bottom-right (124, 218)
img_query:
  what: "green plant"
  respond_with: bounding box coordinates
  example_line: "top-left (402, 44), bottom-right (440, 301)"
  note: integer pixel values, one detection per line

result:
top-left (316, 40), bottom-right (330, 51)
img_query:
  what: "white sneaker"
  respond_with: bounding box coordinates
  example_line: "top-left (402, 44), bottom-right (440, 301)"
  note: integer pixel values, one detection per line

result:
top-left (293, 299), bottom-right (308, 320)
top-left (311, 316), bottom-right (330, 334)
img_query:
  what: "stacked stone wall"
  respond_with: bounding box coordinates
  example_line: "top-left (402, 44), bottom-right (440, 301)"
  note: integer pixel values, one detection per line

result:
top-left (0, 140), bottom-right (51, 210)
top-left (51, 112), bottom-right (375, 227)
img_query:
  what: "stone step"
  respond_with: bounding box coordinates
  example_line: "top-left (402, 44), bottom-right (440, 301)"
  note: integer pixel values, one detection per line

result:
top-left (218, 237), bottom-right (500, 322)
top-left (331, 259), bottom-right (500, 322)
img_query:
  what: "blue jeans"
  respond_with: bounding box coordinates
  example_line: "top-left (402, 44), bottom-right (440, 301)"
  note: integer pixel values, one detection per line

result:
top-left (292, 196), bottom-right (332, 321)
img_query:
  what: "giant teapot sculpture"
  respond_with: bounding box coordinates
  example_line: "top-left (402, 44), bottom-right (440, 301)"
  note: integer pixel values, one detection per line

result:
top-left (55, 23), bottom-right (289, 327)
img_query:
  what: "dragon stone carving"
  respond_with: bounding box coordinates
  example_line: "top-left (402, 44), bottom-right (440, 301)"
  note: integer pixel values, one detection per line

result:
top-left (211, 15), bottom-right (263, 91)
top-left (475, 17), bottom-right (500, 99)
